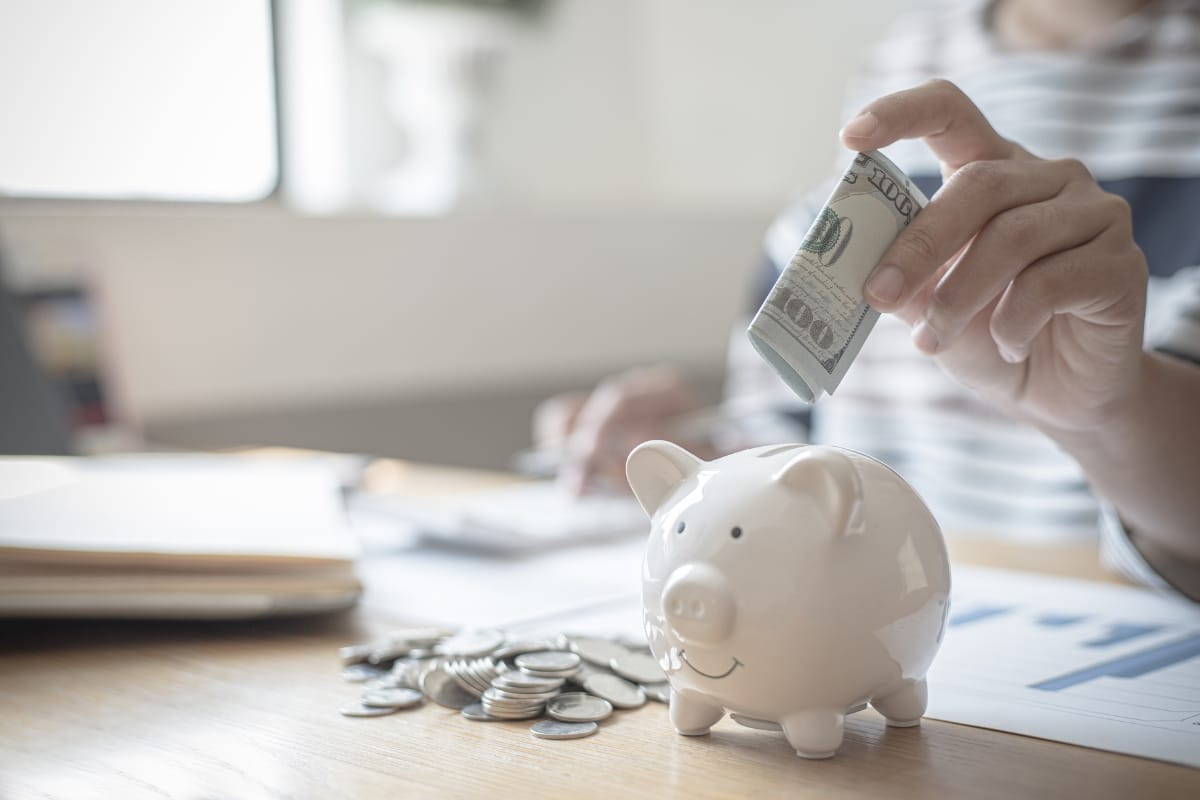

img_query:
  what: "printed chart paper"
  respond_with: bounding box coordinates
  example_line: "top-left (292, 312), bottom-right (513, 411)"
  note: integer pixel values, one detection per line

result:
top-left (928, 566), bottom-right (1200, 768)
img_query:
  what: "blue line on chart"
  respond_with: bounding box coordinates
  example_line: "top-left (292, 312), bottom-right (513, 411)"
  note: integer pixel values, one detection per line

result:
top-left (1030, 632), bottom-right (1200, 692)
top-left (949, 606), bottom-right (1013, 627)
top-left (1083, 623), bottom-right (1163, 649)
top-left (1036, 613), bottom-right (1087, 628)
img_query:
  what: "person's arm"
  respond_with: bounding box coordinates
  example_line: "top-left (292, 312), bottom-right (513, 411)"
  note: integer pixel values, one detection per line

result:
top-left (1049, 350), bottom-right (1200, 561)
top-left (840, 79), bottom-right (1200, 564)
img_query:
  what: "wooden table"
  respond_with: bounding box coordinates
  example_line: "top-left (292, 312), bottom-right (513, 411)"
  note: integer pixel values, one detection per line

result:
top-left (2, 462), bottom-right (1197, 800)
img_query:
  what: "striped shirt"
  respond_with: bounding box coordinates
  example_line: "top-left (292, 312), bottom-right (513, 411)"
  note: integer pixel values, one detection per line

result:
top-left (727, 0), bottom-right (1200, 594)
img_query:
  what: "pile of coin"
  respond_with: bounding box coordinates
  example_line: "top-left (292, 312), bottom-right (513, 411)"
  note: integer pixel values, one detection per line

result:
top-left (337, 627), bottom-right (670, 741)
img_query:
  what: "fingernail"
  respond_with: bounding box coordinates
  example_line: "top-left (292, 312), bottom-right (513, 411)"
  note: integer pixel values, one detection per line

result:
top-left (866, 265), bottom-right (904, 305)
top-left (840, 111), bottom-right (879, 139)
top-left (912, 320), bottom-right (940, 354)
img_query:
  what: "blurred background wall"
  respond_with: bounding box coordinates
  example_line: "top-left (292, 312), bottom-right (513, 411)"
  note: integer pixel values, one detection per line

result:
top-left (0, 0), bottom-right (917, 468)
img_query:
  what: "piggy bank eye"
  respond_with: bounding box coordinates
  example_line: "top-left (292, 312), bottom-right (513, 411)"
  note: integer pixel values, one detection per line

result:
top-left (730, 526), bottom-right (743, 539)
top-left (676, 521), bottom-right (686, 534)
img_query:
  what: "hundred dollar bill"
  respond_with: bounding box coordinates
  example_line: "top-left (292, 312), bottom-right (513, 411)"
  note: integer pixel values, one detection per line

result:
top-left (748, 150), bottom-right (928, 403)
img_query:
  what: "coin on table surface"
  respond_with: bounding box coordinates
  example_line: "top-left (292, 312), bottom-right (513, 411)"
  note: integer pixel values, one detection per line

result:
top-left (461, 703), bottom-right (501, 721)
top-left (383, 626), bottom-right (455, 650)
top-left (515, 651), bottom-right (581, 673)
top-left (341, 663), bottom-right (387, 683)
top-left (582, 673), bottom-right (646, 709)
top-left (361, 687), bottom-right (424, 709)
top-left (364, 674), bottom-right (409, 691)
top-left (568, 637), bottom-right (630, 668)
top-left (610, 652), bottom-right (666, 685)
top-left (531, 720), bottom-right (599, 740)
top-left (340, 702), bottom-right (400, 718)
top-left (492, 672), bottom-right (564, 691)
top-left (369, 641), bottom-right (415, 665)
top-left (484, 705), bottom-right (544, 720)
top-left (339, 643), bottom-right (373, 666)
top-left (482, 687), bottom-right (558, 704)
top-left (640, 682), bottom-right (670, 704)
top-left (492, 639), bottom-right (559, 660)
top-left (546, 692), bottom-right (613, 723)
top-left (436, 628), bottom-right (505, 658)
top-left (617, 635), bottom-right (652, 654)
top-left (444, 659), bottom-right (484, 698)
top-left (420, 666), bottom-right (476, 709)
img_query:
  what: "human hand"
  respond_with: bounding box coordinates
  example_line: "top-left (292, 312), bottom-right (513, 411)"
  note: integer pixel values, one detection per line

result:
top-left (841, 79), bottom-right (1148, 433)
top-left (532, 365), bottom-right (707, 494)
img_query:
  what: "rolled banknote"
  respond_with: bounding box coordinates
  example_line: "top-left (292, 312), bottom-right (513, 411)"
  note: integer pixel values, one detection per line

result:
top-left (748, 150), bottom-right (928, 403)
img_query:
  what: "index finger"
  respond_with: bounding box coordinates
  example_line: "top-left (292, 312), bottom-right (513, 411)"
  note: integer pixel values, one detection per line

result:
top-left (840, 79), bottom-right (1016, 170)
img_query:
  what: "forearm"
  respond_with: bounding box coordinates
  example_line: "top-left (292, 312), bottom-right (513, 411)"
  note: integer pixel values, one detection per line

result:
top-left (1048, 350), bottom-right (1200, 561)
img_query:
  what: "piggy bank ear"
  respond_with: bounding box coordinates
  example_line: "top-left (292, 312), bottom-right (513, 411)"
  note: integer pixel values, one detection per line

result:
top-left (626, 440), bottom-right (702, 518)
top-left (773, 446), bottom-right (865, 536)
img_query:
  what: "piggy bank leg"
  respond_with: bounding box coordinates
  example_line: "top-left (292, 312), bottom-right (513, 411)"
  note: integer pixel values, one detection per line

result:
top-left (780, 710), bottom-right (844, 759)
top-left (870, 678), bottom-right (927, 727)
top-left (669, 689), bottom-right (725, 736)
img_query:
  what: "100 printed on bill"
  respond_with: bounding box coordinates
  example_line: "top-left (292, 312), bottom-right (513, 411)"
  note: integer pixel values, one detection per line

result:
top-left (748, 150), bottom-right (928, 403)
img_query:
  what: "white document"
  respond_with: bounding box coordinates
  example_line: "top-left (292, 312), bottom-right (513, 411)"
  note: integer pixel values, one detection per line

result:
top-left (351, 481), bottom-right (647, 552)
top-left (927, 566), bottom-right (1200, 769)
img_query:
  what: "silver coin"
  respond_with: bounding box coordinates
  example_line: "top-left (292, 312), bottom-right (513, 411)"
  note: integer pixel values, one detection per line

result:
top-left (341, 663), bottom-right (386, 683)
top-left (436, 628), bottom-right (505, 657)
top-left (730, 713), bottom-right (781, 731)
top-left (582, 673), bottom-right (646, 709)
top-left (492, 639), bottom-right (559, 660)
top-left (466, 659), bottom-right (501, 694)
top-left (445, 660), bottom-right (484, 698)
top-left (610, 652), bottom-right (667, 685)
top-left (483, 705), bottom-right (544, 720)
top-left (461, 702), bottom-right (502, 721)
top-left (383, 626), bottom-right (455, 650)
top-left (369, 641), bottom-right (414, 665)
top-left (515, 651), bottom-right (581, 674)
top-left (489, 683), bottom-right (562, 698)
top-left (361, 687), bottom-right (424, 709)
top-left (531, 720), bottom-right (598, 740)
top-left (569, 637), bottom-right (630, 667)
top-left (546, 692), bottom-right (613, 723)
top-left (364, 674), bottom-right (408, 691)
top-left (340, 701), bottom-right (399, 718)
top-left (339, 643), bottom-right (373, 666)
top-left (420, 666), bottom-right (476, 709)
top-left (483, 686), bottom-right (558, 704)
top-left (640, 682), bottom-right (671, 703)
top-left (617, 635), bottom-right (652, 654)
top-left (406, 648), bottom-right (438, 660)
top-left (493, 672), bottom-right (564, 690)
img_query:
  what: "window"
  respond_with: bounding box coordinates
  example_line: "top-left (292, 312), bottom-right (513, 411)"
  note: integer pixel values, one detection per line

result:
top-left (0, 0), bottom-right (278, 202)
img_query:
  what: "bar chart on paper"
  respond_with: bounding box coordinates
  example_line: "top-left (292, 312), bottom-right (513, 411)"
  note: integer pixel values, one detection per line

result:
top-left (928, 566), bottom-right (1200, 768)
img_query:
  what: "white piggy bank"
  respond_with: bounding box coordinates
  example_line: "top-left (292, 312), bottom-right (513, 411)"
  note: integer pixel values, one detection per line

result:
top-left (627, 441), bottom-right (950, 759)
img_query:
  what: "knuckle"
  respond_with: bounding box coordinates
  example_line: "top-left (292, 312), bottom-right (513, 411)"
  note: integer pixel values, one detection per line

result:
top-left (1101, 192), bottom-right (1134, 228)
top-left (896, 224), bottom-right (940, 266)
top-left (1051, 157), bottom-right (1091, 180)
top-left (954, 159), bottom-right (1005, 193)
top-left (923, 77), bottom-right (963, 99)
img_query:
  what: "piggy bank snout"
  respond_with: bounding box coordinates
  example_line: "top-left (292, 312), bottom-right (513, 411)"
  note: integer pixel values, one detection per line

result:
top-left (661, 563), bottom-right (736, 645)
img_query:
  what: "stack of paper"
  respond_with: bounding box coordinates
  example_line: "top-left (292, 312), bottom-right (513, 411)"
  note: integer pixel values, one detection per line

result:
top-left (0, 455), bottom-right (361, 618)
